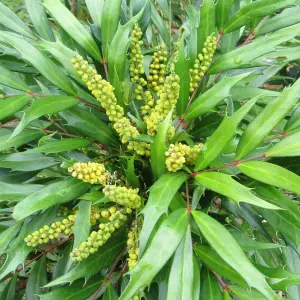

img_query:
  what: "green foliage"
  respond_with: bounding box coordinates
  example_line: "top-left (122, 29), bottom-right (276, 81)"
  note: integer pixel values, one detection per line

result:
top-left (0, 1), bottom-right (299, 299)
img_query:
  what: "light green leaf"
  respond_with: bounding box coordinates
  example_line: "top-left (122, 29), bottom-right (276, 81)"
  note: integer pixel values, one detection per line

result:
top-left (151, 110), bottom-right (173, 178)
top-left (0, 2), bottom-right (35, 39)
top-left (196, 96), bottom-right (258, 170)
top-left (25, 0), bottom-right (55, 41)
top-left (11, 96), bottom-right (79, 139)
top-left (25, 256), bottom-right (47, 300)
top-left (43, 0), bottom-right (101, 61)
top-left (25, 138), bottom-right (92, 154)
top-left (103, 283), bottom-right (119, 300)
top-left (236, 77), bottom-right (300, 159)
top-left (0, 221), bottom-right (23, 255)
top-left (194, 245), bottom-right (248, 288)
top-left (238, 161), bottom-right (300, 196)
top-left (285, 105), bottom-right (300, 132)
top-left (192, 255), bottom-right (201, 300)
top-left (185, 73), bottom-right (250, 121)
top-left (216, 0), bottom-right (235, 30)
top-left (0, 153), bottom-right (58, 171)
top-left (59, 106), bottom-right (119, 146)
top-left (266, 131), bottom-right (300, 157)
top-left (125, 156), bottom-right (140, 189)
top-left (200, 267), bottom-right (222, 300)
top-left (192, 210), bottom-right (278, 300)
top-left (167, 226), bottom-right (193, 300)
top-left (0, 95), bottom-right (32, 121)
top-left (72, 201), bottom-right (91, 250)
top-left (45, 234), bottom-right (125, 287)
top-left (101, 0), bottom-right (122, 58)
top-left (119, 209), bottom-right (188, 300)
top-left (85, 0), bottom-right (104, 28)
top-left (197, 0), bottom-right (216, 52)
top-left (229, 285), bottom-right (265, 300)
top-left (195, 172), bottom-right (280, 209)
top-left (139, 172), bottom-right (187, 254)
top-left (0, 32), bottom-right (76, 95)
top-left (224, 0), bottom-right (296, 33)
top-left (12, 178), bottom-right (89, 221)
top-left (0, 66), bottom-right (31, 92)
top-left (223, 290), bottom-right (232, 300)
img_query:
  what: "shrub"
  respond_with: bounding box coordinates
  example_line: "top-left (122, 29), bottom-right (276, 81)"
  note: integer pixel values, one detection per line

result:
top-left (0, 0), bottom-right (300, 299)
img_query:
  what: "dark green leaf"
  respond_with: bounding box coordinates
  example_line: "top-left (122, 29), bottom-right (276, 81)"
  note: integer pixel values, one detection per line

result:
top-left (200, 267), bottom-right (222, 300)
top-left (125, 156), bottom-right (140, 189)
top-left (150, 2), bottom-right (169, 45)
top-left (229, 285), bottom-right (265, 300)
top-left (195, 172), bottom-right (279, 209)
top-left (236, 77), bottom-right (300, 159)
top-left (285, 105), bottom-right (300, 132)
top-left (0, 66), bottom-right (31, 92)
top-left (0, 275), bottom-right (17, 300)
top-left (216, 0), bottom-right (235, 30)
top-left (26, 138), bottom-right (92, 154)
top-left (192, 210), bottom-right (278, 300)
top-left (103, 283), bottom-right (119, 300)
top-left (12, 178), bottom-right (89, 221)
top-left (238, 161), bottom-right (300, 196)
top-left (25, 256), bottom-right (48, 300)
top-left (0, 221), bottom-right (22, 255)
top-left (139, 172), bottom-right (187, 253)
top-left (119, 209), bottom-right (188, 300)
top-left (0, 95), bottom-right (32, 121)
top-left (11, 96), bottom-right (79, 139)
top-left (86, 0), bottom-right (104, 28)
top-left (43, 0), bottom-right (101, 61)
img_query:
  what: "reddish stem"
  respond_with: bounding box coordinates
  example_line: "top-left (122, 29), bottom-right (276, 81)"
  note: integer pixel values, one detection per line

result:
top-left (264, 133), bottom-right (287, 142)
top-left (210, 269), bottom-right (230, 291)
top-left (190, 153), bottom-right (266, 177)
top-left (113, 262), bottom-right (128, 288)
top-left (216, 30), bottom-right (224, 47)
top-left (185, 181), bottom-right (191, 215)
top-left (102, 56), bottom-right (109, 81)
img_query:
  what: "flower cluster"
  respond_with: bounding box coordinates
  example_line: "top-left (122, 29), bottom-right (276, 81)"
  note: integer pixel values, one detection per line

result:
top-left (90, 205), bottom-right (112, 225)
top-left (140, 90), bottom-right (155, 116)
top-left (147, 43), bottom-right (167, 92)
top-left (68, 162), bottom-right (108, 185)
top-left (189, 35), bottom-right (217, 92)
top-left (103, 185), bottom-right (142, 209)
top-left (127, 222), bottom-right (141, 270)
top-left (24, 215), bottom-right (76, 247)
top-left (165, 143), bottom-right (202, 172)
top-left (71, 207), bottom-right (132, 262)
top-left (129, 24), bottom-right (147, 99)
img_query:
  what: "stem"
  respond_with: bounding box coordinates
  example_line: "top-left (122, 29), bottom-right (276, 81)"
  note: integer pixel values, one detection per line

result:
top-left (113, 262), bottom-right (128, 288)
top-left (71, 0), bottom-right (77, 15)
top-left (210, 269), bottom-right (230, 291)
top-left (191, 153), bottom-right (266, 176)
top-left (264, 132), bottom-right (287, 142)
top-left (91, 247), bottom-right (127, 300)
top-left (216, 30), bottom-right (224, 47)
top-left (185, 181), bottom-right (191, 215)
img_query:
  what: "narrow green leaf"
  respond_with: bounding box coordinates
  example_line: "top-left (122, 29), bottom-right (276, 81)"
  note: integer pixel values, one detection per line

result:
top-left (45, 234), bottom-right (125, 287)
top-left (12, 178), bottom-right (89, 221)
top-left (216, 0), bottom-right (235, 30)
top-left (0, 221), bottom-right (22, 255)
top-left (196, 96), bottom-right (258, 170)
top-left (210, 23), bottom-right (300, 74)
top-left (40, 276), bottom-right (104, 300)
top-left (224, 0), bottom-right (296, 33)
top-left (0, 153), bottom-right (58, 171)
top-left (255, 184), bottom-right (300, 221)
top-left (192, 210), bottom-right (278, 300)
top-left (236, 77), bottom-right (300, 159)
top-left (101, 0), bottom-right (122, 58)
top-left (0, 130), bottom-right (43, 152)
top-left (59, 107), bottom-right (119, 146)
top-left (195, 172), bottom-right (280, 209)
top-left (86, 0), bottom-right (104, 28)
top-left (125, 156), bottom-right (140, 189)
top-left (25, 0), bottom-right (55, 41)
top-left (197, 0), bottom-right (216, 52)
top-left (194, 245), bottom-right (248, 288)
top-left (238, 161), bottom-right (300, 196)
top-left (139, 172), bottom-right (187, 253)
top-left (0, 66), bottom-right (31, 92)
top-left (25, 256), bottom-right (47, 300)
top-left (11, 96), bottom-right (79, 139)
top-left (185, 73), bottom-right (250, 121)
top-left (52, 243), bottom-right (73, 280)
top-left (0, 33), bottom-right (76, 95)
top-left (200, 267), bottom-right (222, 300)
top-left (72, 201), bottom-right (92, 250)
top-left (151, 110), bottom-right (172, 178)
top-left (103, 283), bottom-right (119, 300)
top-left (167, 226), bottom-right (193, 300)
top-left (266, 131), bottom-right (300, 157)
top-left (192, 255), bottom-right (201, 300)
top-left (25, 138), bottom-right (92, 154)
top-left (223, 290), bottom-right (232, 300)
top-left (119, 209), bottom-right (188, 300)
top-left (229, 285), bottom-right (265, 300)
top-left (0, 275), bottom-right (17, 300)
top-left (0, 95), bottom-right (32, 121)
top-left (285, 106), bottom-right (300, 132)
top-left (43, 0), bottom-right (101, 61)
top-left (0, 2), bottom-right (35, 39)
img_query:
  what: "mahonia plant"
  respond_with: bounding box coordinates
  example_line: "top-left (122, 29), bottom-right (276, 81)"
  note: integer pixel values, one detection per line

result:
top-left (1, 1), bottom-right (300, 300)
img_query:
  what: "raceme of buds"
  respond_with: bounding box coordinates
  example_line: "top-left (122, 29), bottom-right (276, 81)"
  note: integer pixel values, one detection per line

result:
top-left (140, 90), bottom-right (155, 116)
top-left (71, 207), bottom-right (132, 262)
top-left (128, 141), bottom-right (151, 157)
top-left (90, 205), bottom-right (112, 225)
top-left (71, 55), bottom-right (97, 83)
top-left (184, 143), bottom-right (203, 165)
top-left (129, 24), bottom-right (147, 99)
top-left (113, 117), bottom-right (139, 144)
top-left (127, 221), bottom-right (141, 271)
top-left (103, 185), bottom-right (142, 209)
top-left (147, 43), bottom-right (167, 92)
top-left (189, 35), bottom-right (217, 92)
top-left (68, 162), bottom-right (108, 185)
top-left (24, 215), bottom-right (76, 247)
